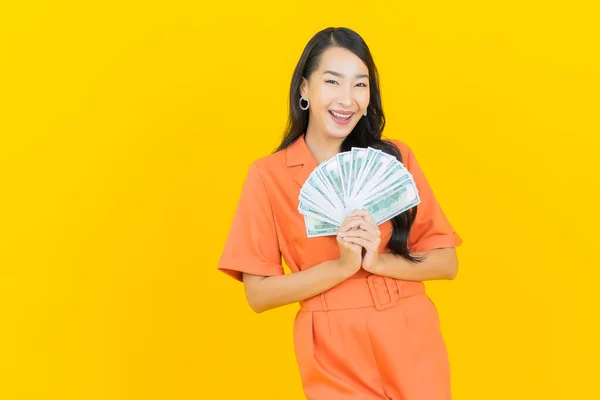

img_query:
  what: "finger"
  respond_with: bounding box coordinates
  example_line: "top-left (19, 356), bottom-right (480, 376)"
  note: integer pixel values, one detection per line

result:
top-left (337, 229), bottom-right (354, 243)
top-left (337, 235), bottom-right (362, 253)
top-left (337, 221), bottom-right (353, 235)
top-left (342, 230), bottom-right (381, 251)
top-left (360, 218), bottom-right (380, 237)
top-left (338, 217), bottom-right (364, 234)
top-left (361, 211), bottom-right (377, 227)
top-left (339, 210), bottom-right (379, 234)
top-left (338, 218), bottom-right (366, 233)
top-left (340, 217), bottom-right (372, 231)
top-left (341, 214), bottom-right (364, 226)
top-left (347, 211), bottom-right (364, 217)
top-left (345, 209), bottom-right (377, 227)
top-left (339, 219), bottom-right (380, 237)
top-left (359, 218), bottom-right (380, 237)
top-left (343, 236), bottom-right (379, 252)
top-left (346, 242), bottom-right (363, 253)
top-left (340, 228), bottom-right (378, 243)
top-left (344, 210), bottom-right (368, 221)
top-left (350, 211), bottom-right (377, 230)
top-left (348, 208), bottom-right (370, 218)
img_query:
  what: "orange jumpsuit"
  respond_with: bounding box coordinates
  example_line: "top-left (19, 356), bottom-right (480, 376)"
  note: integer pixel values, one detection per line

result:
top-left (218, 134), bottom-right (463, 399)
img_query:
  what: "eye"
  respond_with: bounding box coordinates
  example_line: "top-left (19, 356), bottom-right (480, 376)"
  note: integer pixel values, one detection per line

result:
top-left (325, 79), bottom-right (338, 85)
top-left (356, 83), bottom-right (367, 87)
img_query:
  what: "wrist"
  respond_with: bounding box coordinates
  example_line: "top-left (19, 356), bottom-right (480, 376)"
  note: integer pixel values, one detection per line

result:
top-left (372, 253), bottom-right (390, 275)
top-left (331, 258), bottom-right (356, 280)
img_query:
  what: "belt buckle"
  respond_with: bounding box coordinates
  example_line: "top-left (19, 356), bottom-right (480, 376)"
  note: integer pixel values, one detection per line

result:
top-left (366, 275), bottom-right (397, 311)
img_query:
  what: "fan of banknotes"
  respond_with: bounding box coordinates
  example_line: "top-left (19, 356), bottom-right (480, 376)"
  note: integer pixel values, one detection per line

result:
top-left (298, 146), bottom-right (421, 237)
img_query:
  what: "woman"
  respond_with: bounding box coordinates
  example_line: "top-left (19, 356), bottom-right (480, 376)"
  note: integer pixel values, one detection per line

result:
top-left (218, 27), bottom-right (463, 400)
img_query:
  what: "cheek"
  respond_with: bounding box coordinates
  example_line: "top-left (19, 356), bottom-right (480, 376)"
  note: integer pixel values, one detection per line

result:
top-left (358, 90), bottom-right (370, 107)
top-left (314, 85), bottom-right (336, 107)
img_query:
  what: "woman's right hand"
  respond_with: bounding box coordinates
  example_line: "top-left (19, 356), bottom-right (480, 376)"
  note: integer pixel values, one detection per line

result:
top-left (335, 211), bottom-right (364, 276)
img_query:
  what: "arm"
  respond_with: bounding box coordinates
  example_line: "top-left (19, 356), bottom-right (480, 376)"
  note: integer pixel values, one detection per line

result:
top-left (242, 212), bottom-right (367, 314)
top-left (337, 210), bottom-right (460, 282)
top-left (242, 259), bottom-right (354, 314)
top-left (374, 247), bottom-right (459, 281)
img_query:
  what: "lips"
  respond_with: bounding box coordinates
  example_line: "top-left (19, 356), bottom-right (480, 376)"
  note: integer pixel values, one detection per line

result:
top-left (329, 110), bottom-right (354, 126)
top-left (329, 110), bottom-right (354, 119)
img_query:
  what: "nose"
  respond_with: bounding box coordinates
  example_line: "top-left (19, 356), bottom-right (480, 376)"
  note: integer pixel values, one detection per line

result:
top-left (338, 86), bottom-right (353, 107)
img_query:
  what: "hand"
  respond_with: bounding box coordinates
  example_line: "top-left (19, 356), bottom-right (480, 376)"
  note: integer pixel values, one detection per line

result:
top-left (338, 209), bottom-right (381, 274)
top-left (335, 212), bottom-right (365, 276)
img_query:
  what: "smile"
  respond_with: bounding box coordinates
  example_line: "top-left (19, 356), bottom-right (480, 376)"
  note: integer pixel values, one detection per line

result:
top-left (329, 110), bottom-right (354, 126)
top-left (329, 110), bottom-right (353, 120)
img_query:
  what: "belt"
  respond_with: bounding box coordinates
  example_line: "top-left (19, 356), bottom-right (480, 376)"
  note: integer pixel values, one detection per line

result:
top-left (299, 274), bottom-right (426, 312)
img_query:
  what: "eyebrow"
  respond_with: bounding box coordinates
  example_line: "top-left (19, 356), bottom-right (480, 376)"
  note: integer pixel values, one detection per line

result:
top-left (322, 70), bottom-right (369, 79)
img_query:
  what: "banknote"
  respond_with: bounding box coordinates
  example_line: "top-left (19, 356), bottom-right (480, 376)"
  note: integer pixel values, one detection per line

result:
top-left (298, 146), bottom-right (421, 237)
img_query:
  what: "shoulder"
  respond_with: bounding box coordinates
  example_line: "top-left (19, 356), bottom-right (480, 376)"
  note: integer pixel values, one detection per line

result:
top-left (252, 148), bottom-right (285, 169)
top-left (384, 137), bottom-right (415, 168)
top-left (245, 146), bottom-right (288, 183)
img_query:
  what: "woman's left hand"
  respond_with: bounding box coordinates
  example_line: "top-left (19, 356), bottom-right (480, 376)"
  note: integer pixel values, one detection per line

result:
top-left (338, 209), bottom-right (381, 274)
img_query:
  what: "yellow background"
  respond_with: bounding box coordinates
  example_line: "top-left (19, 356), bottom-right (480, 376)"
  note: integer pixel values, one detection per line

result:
top-left (1, 1), bottom-right (599, 399)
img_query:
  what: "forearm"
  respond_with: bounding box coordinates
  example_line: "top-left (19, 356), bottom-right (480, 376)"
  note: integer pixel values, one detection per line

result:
top-left (375, 247), bottom-right (458, 281)
top-left (244, 260), bottom-right (353, 313)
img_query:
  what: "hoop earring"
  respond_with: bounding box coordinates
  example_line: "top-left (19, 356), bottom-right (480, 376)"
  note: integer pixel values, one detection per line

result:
top-left (299, 96), bottom-right (310, 110)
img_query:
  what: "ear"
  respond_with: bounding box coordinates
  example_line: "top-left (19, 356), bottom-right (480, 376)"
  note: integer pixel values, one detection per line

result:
top-left (299, 77), bottom-right (308, 97)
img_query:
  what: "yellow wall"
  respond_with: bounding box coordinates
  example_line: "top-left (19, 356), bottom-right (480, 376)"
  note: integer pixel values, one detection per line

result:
top-left (1, 1), bottom-right (598, 399)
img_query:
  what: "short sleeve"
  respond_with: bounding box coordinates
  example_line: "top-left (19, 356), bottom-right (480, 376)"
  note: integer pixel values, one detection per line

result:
top-left (405, 145), bottom-right (463, 252)
top-left (217, 162), bottom-right (284, 282)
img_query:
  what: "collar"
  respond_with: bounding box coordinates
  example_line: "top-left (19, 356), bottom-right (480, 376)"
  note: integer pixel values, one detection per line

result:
top-left (285, 133), bottom-right (318, 187)
top-left (286, 133), bottom-right (314, 167)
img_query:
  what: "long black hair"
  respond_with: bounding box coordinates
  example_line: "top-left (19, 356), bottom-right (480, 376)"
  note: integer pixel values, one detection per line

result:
top-left (274, 27), bottom-right (425, 263)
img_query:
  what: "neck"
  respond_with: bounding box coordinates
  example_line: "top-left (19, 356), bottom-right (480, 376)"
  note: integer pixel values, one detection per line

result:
top-left (304, 128), bottom-right (344, 164)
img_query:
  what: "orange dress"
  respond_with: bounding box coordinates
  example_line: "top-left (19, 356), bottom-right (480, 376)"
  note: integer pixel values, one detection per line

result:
top-left (218, 133), bottom-right (463, 399)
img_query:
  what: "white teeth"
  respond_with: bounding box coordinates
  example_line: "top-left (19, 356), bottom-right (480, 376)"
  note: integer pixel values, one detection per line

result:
top-left (330, 111), bottom-right (352, 120)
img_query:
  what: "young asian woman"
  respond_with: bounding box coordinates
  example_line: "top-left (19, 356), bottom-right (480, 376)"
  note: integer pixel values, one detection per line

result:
top-left (218, 26), bottom-right (463, 400)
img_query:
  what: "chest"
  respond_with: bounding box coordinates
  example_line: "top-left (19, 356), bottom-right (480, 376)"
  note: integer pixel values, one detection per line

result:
top-left (269, 177), bottom-right (393, 271)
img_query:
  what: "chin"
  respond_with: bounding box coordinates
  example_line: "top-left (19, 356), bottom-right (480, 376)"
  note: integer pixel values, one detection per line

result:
top-left (331, 125), bottom-right (358, 137)
top-left (325, 129), bottom-right (352, 140)
top-left (324, 122), bottom-right (356, 139)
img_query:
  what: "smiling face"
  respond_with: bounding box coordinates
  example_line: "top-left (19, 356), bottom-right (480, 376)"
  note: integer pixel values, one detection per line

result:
top-left (300, 46), bottom-right (370, 140)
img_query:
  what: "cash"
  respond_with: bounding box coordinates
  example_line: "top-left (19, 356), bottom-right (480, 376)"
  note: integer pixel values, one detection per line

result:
top-left (298, 147), bottom-right (421, 237)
